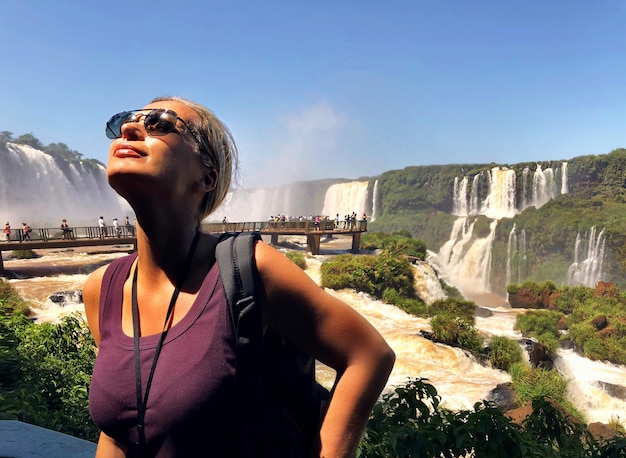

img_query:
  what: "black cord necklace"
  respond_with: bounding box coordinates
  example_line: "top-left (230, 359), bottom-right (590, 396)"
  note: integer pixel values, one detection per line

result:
top-left (131, 230), bottom-right (201, 456)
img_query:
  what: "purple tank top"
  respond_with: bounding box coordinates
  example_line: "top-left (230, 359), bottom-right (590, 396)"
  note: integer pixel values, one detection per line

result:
top-left (89, 253), bottom-right (237, 457)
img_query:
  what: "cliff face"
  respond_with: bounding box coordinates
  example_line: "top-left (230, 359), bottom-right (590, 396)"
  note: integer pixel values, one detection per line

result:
top-left (369, 149), bottom-right (626, 292)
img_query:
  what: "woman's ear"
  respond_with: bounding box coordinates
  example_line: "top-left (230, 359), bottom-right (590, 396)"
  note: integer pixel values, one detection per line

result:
top-left (197, 168), bottom-right (218, 193)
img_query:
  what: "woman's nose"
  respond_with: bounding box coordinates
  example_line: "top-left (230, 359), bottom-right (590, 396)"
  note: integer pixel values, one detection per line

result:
top-left (120, 119), bottom-right (147, 140)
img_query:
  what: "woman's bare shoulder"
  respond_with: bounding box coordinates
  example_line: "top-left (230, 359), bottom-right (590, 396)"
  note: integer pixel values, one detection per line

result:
top-left (83, 263), bottom-right (110, 346)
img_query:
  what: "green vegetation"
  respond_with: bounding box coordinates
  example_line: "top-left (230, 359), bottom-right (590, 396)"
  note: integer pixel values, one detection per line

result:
top-left (0, 279), bottom-right (98, 441)
top-left (515, 310), bottom-right (563, 356)
top-left (285, 250), bottom-right (307, 269)
top-left (370, 149), bottom-right (626, 294)
top-left (360, 230), bottom-right (427, 260)
top-left (427, 298), bottom-right (484, 353)
top-left (511, 281), bottom-right (626, 365)
top-left (508, 363), bottom-right (580, 418)
top-left (10, 249), bottom-right (38, 259)
top-left (321, 252), bottom-right (416, 301)
top-left (429, 313), bottom-right (484, 353)
top-left (488, 336), bottom-right (524, 372)
top-left (359, 378), bottom-right (626, 457)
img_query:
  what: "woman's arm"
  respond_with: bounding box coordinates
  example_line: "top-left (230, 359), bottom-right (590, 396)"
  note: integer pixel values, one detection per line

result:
top-left (95, 431), bottom-right (126, 458)
top-left (255, 241), bottom-right (395, 457)
top-left (83, 265), bottom-right (108, 346)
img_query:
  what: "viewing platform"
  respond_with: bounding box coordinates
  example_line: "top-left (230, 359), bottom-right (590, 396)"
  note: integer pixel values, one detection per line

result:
top-left (0, 220), bottom-right (367, 272)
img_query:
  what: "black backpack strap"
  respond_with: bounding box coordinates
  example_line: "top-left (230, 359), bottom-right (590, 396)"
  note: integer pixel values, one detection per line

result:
top-left (216, 231), bottom-right (263, 386)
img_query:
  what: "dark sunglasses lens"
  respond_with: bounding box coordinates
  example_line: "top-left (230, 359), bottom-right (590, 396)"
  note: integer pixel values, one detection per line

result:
top-left (106, 111), bottom-right (133, 139)
top-left (143, 110), bottom-right (177, 136)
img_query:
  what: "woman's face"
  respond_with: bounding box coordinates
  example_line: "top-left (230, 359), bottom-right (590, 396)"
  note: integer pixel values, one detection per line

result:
top-left (106, 100), bottom-right (208, 205)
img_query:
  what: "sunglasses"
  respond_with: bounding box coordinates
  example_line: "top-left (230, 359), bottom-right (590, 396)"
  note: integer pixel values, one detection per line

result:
top-left (105, 109), bottom-right (203, 147)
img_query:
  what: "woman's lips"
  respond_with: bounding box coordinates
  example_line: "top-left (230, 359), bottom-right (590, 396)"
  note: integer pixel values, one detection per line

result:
top-left (113, 144), bottom-right (145, 158)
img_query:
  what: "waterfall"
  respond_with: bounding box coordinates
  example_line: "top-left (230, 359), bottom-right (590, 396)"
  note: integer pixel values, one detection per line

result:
top-left (412, 259), bottom-right (447, 305)
top-left (469, 173), bottom-right (481, 216)
top-left (216, 180), bottom-right (370, 222)
top-left (522, 167), bottom-right (530, 210)
top-left (437, 217), bottom-right (499, 294)
top-left (322, 181), bottom-right (369, 218)
top-left (567, 227), bottom-right (606, 287)
top-left (0, 142), bottom-right (129, 226)
top-left (483, 167), bottom-right (516, 219)
top-left (371, 179), bottom-right (379, 221)
top-left (452, 176), bottom-right (469, 216)
top-left (439, 162), bottom-right (569, 296)
top-left (530, 164), bottom-right (558, 209)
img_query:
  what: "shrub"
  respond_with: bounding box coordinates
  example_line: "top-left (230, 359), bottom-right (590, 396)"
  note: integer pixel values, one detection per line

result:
top-left (489, 336), bottom-right (524, 372)
top-left (552, 285), bottom-right (594, 314)
top-left (321, 253), bottom-right (415, 299)
top-left (285, 250), bottom-right (307, 269)
top-left (430, 313), bottom-right (484, 353)
top-left (508, 363), bottom-right (581, 419)
top-left (360, 231), bottom-right (427, 260)
top-left (1, 290), bottom-right (98, 441)
top-left (360, 377), bottom-right (621, 457)
top-left (0, 279), bottom-right (31, 316)
top-left (10, 249), bottom-right (37, 259)
top-left (515, 310), bottom-right (562, 355)
top-left (382, 288), bottom-right (428, 316)
top-left (429, 298), bottom-right (477, 323)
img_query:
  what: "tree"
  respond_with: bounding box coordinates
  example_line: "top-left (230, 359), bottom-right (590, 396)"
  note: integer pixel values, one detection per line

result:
top-left (13, 133), bottom-right (44, 150)
top-left (44, 142), bottom-right (83, 161)
top-left (0, 131), bottom-right (13, 144)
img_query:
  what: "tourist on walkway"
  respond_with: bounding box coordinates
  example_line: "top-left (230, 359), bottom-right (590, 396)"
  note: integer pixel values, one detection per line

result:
top-left (4, 221), bottom-right (10, 242)
top-left (98, 216), bottom-right (107, 238)
top-left (21, 222), bottom-right (32, 241)
top-left (124, 216), bottom-right (134, 236)
top-left (83, 96), bottom-right (394, 457)
top-left (112, 217), bottom-right (121, 237)
top-left (60, 219), bottom-right (73, 240)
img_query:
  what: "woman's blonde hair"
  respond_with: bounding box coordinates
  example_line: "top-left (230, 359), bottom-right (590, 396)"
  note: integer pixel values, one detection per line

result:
top-left (151, 96), bottom-right (239, 219)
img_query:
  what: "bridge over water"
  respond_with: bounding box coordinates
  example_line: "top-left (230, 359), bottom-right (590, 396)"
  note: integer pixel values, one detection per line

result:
top-left (0, 220), bottom-right (367, 272)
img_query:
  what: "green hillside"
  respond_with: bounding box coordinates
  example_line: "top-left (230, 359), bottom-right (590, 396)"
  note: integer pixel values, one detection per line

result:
top-left (369, 148), bottom-right (626, 293)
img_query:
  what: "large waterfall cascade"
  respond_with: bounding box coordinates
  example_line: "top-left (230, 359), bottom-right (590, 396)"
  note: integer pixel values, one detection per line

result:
top-left (0, 143), bottom-right (129, 226)
top-left (216, 179), bottom-right (372, 222)
top-left (567, 226), bottom-right (606, 287)
top-left (321, 181), bottom-right (369, 218)
top-left (439, 163), bottom-right (568, 296)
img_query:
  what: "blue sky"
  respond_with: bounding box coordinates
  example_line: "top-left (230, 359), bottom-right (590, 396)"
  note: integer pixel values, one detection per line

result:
top-left (1, 1), bottom-right (625, 188)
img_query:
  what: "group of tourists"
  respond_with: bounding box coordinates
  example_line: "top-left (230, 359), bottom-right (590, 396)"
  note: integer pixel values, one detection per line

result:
top-left (98, 215), bottom-right (135, 238)
top-left (2, 217), bottom-right (139, 242)
top-left (3, 221), bottom-right (33, 242)
top-left (337, 212), bottom-right (367, 230)
top-left (265, 212), bottom-right (368, 231)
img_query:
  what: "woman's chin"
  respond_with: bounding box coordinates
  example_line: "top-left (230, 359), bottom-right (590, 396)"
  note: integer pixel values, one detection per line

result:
top-left (107, 169), bottom-right (156, 198)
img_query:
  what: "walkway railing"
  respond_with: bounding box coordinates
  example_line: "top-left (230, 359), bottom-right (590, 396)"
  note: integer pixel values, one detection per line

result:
top-left (4, 225), bottom-right (136, 243)
top-left (3, 219), bottom-right (367, 243)
top-left (203, 219), bottom-right (368, 233)
top-left (0, 220), bottom-right (367, 271)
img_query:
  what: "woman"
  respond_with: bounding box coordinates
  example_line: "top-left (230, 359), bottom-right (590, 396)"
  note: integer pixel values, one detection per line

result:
top-left (83, 96), bottom-right (395, 457)
top-left (60, 219), bottom-right (73, 240)
top-left (4, 221), bottom-right (11, 242)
